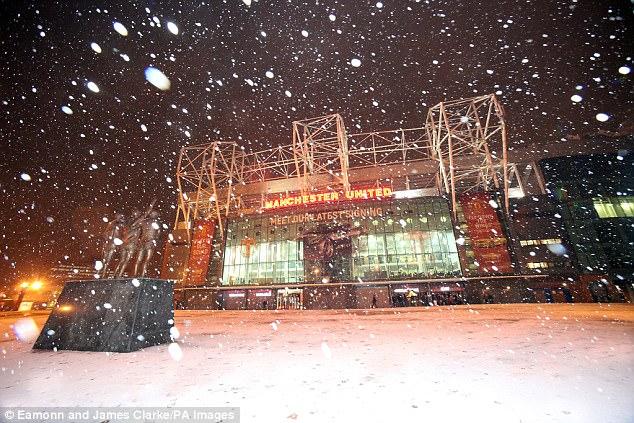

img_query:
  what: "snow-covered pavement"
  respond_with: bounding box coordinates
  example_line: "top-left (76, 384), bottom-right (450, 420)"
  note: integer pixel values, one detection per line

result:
top-left (1, 304), bottom-right (632, 422)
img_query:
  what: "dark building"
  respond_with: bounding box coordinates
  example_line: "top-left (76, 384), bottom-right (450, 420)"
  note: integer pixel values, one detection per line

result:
top-left (539, 152), bottom-right (634, 302)
top-left (506, 195), bottom-right (579, 303)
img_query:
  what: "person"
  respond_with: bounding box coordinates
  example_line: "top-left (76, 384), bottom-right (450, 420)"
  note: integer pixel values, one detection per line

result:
top-left (371, 294), bottom-right (377, 308)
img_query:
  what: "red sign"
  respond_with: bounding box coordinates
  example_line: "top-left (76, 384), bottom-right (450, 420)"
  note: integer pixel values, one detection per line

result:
top-left (263, 186), bottom-right (393, 210)
top-left (460, 192), bottom-right (513, 273)
top-left (184, 220), bottom-right (215, 285)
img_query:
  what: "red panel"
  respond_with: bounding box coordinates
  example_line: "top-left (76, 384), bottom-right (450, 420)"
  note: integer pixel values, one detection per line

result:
top-left (184, 220), bottom-right (216, 285)
top-left (460, 192), bottom-right (513, 273)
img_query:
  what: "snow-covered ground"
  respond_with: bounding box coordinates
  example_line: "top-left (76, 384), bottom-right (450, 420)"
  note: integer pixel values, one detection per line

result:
top-left (1, 304), bottom-right (633, 423)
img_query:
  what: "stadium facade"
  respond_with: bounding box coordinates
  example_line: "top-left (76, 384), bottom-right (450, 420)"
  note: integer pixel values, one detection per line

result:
top-left (161, 94), bottom-right (633, 309)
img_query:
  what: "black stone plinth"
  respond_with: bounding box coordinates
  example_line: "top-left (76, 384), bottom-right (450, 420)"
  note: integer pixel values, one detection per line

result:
top-left (33, 278), bottom-right (174, 353)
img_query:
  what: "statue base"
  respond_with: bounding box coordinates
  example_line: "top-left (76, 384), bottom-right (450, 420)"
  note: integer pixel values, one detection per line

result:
top-left (33, 278), bottom-right (174, 353)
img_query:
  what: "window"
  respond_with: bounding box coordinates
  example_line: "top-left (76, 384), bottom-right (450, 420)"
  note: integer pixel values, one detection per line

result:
top-left (618, 199), bottom-right (634, 217)
top-left (222, 198), bottom-right (462, 285)
top-left (593, 197), bottom-right (634, 218)
top-left (520, 238), bottom-right (562, 246)
top-left (527, 262), bottom-right (551, 269)
top-left (593, 199), bottom-right (617, 218)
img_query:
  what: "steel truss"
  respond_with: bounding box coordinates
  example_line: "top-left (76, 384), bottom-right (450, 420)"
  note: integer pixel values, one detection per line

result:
top-left (426, 94), bottom-right (509, 217)
top-left (175, 94), bottom-right (513, 239)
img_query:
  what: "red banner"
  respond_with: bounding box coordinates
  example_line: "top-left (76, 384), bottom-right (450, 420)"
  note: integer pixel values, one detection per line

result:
top-left (184, 220), bottom-right (215, 285)
top-left (460, 192), bottom-right (513, 273)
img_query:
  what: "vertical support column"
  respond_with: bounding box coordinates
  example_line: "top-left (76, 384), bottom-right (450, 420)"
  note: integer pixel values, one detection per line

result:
top-left (209, 147), bottom-right (224, 234)
top-left (498, 101), bottom-right (510, 214)
top-left (191, 150), bottom-right (208, 222)
top-left (337, 115), bottom-right (351, 192)
top-left (531, 160), bottom-right (547, 194)
top-left (441, 103), bottom-right (458, 219)
top-left (292, 122), bottom-right (310, 194)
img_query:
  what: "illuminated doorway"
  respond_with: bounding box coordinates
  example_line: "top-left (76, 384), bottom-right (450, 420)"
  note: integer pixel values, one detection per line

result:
top-left (277, 288), bottom-right (303, 310)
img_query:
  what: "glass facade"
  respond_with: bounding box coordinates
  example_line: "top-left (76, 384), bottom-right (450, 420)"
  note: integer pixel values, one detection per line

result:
top-left (221, 197), bottom-right (461, 286)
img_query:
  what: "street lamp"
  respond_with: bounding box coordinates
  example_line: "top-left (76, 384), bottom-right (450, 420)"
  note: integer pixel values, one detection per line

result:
top-left (14, 280), bottom-right (43, 311)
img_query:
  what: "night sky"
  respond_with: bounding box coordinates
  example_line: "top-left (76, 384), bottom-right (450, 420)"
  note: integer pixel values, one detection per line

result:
top-left (1, 0), bottom-right (632, 287)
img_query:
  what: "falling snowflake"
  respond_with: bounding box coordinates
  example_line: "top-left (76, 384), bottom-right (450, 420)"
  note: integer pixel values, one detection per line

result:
top-left (86, 81), bottom-right (100, 93)
top-left (595, 113), bottom-right (609, 122)
top-left (321, 341), bottom-right (332, 358)
top-left (168, 342), bottom-right (183, 361)
top-left (113, 22), bottom-right (128, 36)
top-left (144, 67), bottom-right (171, 90)
top-left (166, 21), bottom-right (179, 35)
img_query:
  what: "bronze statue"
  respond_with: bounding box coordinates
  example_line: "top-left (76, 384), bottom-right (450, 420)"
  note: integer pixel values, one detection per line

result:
top-left (114, 209), bottom-right (144, 278)
top-left (134, 210), bottom-right (162, 277)
top-left (100, 213), bottom-right (126, 277)
top-left (105, 200), bottom-right (160, 278)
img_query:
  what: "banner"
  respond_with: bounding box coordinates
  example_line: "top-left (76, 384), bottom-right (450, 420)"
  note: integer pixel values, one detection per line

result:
top-left (184, 220), bottom-right (215, 285)
top-left (299, 223), bottom-right (362, 282)
top-left (460, 192), bottom-right (513, 273)
top-left (300, 223), bottom-right (360, 261)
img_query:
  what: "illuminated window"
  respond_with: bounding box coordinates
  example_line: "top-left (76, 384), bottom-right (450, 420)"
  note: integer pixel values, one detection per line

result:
top-left (593, 199), bottom-right (618, 218)
top-left (618, 199), bottom-right (634, 217)
top-left (520, 238), bottom-right (562, 246)
top-left (526, 262), bottom-right (551, 269)
top-left (222, 198), bottom-right (461, 285)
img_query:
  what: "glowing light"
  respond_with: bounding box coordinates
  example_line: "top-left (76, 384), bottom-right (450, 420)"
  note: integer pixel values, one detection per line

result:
top-left (350, 58), bottom-right (361, 67)
top-left (12, 318), bottom-right (39, 342)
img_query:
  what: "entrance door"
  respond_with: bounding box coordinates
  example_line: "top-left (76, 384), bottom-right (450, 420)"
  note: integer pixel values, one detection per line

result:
top-left (277, 289), bottom-right (303, 310)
